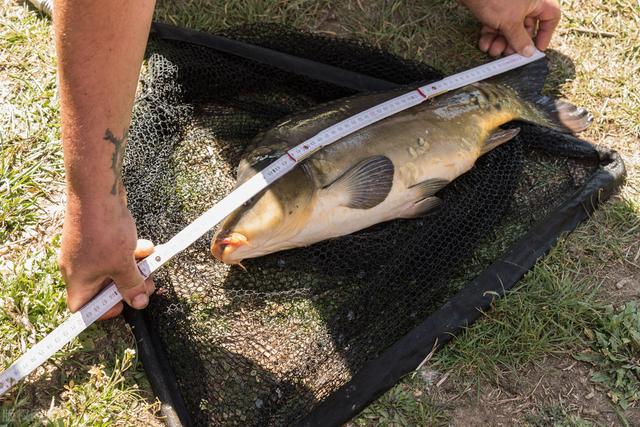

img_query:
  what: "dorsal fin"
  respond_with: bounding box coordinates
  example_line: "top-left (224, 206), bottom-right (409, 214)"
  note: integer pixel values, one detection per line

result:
top-left (486, 58), bottom-right (549, 103)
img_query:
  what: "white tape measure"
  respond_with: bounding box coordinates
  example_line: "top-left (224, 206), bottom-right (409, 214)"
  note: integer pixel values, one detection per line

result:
top-left (0, 49), bottom-right (544, 397)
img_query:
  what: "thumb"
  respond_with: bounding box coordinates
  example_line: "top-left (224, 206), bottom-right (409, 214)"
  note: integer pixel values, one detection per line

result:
top-left (112, 255), bottom-right (149, 310)
top-left (503, 22), bottom-right (535, 57)
top-left (134, 238), bottom-right (155, 259)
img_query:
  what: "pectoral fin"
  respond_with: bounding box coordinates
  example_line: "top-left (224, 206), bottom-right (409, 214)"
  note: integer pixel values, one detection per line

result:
top-left (325, 155), bottom-right (394, 209)
top-left (399, 178), bottom-right (449, 218)
top-left (481, 128), bottom-right (520, 155)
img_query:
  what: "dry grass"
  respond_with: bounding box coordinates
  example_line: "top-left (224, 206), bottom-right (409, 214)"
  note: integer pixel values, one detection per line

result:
top-left (0, 0), bottom-right (637, 425)
top-left (0, 1), bottom-right (161, 425)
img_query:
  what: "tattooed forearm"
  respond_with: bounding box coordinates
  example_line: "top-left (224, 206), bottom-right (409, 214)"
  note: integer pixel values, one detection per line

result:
top-left (103, 128), bottom-right (128, 195)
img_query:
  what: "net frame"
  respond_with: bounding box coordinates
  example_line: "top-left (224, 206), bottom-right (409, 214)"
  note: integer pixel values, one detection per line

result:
top-left (123, 22), bottom-right (626, 427)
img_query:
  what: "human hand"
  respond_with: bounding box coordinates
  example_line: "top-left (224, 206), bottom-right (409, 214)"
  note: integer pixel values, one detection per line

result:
top-left (59, 194), bottom-right (155, 320)
top-left (461, 0), bottom-right (561, 57)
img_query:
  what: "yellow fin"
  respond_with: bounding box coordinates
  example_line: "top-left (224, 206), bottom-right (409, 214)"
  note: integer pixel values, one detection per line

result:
top-left (481, 128), bottom-right (520, 155)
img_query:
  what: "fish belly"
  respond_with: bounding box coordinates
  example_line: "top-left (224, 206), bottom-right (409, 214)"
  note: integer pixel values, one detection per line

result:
top-left (295, 130), bottom-right (482, 246)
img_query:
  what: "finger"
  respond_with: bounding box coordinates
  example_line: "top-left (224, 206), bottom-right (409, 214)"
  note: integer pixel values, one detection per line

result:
top-left (144, 276), bottom-right (156, 296)
top-left (504, 46), bottom-right (515, 55)
top-left (99, 278), bottom-right (154, 320)
top-left (534, 10), bottom-right (561, 50)
top-left (134, 238), bottom-right (155, 259)
top-left (479, 33), bottom-right (496, 53)
top-left (524, 16), bottom-right (537, 38)
top-left (489, 35), bottom-right (508, 57)
top-left (136, 240), bottom-right (156, 297)
top-left (111, 258), bottom-right (149, 310)
top-left (502, 22), bottom-right (535, 57)
top-left (479, 26), bottom-right (498, 53)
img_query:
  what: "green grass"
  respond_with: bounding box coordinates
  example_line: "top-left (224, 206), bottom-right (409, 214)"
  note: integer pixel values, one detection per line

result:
top-left (0, 242), bottom-right (160, 425)
top-left (434, 240), bottom-right (604, 381)
top-left (435, 199), bottom-right (640, 381)
top-left (0, 151), bottom-right (44, 243)
top-left (576, 301), bottom-right (640, 411)
top-left (0, 0), bottom-right (638, 425)
top-left (0, 2), bottom-right (160, 425)
top-left (524, 405), bottom-right (595, 427)
top-left (0, 2), bottom-right (60, 246)
top-left (352, 375), bottom-right (451, 427)
top-left (2, 347), bottom-right (157, 426)
top-left (0, 243), bottom-right (67, 357)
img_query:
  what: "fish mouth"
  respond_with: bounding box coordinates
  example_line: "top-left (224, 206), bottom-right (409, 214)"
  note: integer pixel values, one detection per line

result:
top-left (211, 232), bottom-right (250, 264)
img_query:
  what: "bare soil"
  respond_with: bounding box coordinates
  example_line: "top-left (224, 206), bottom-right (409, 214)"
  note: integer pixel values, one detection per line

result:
top-left (431, 356), bottom-right (639, 426)
top-left (428, 258), bottom-right (640, 426)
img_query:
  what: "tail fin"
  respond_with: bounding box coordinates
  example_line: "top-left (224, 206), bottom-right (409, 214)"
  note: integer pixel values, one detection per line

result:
top-left (488, 58), bottom-right (592, 134)
top-left (529, 95), bottom-right (593, 133)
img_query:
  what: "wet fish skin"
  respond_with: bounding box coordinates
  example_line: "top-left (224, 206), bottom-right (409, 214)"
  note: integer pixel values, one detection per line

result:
top-left (212, 59), bottom-right (592, 264)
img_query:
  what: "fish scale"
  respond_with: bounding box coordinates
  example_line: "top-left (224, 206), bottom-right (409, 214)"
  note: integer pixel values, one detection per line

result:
top-left (0, 49), bottom-right (545, 397)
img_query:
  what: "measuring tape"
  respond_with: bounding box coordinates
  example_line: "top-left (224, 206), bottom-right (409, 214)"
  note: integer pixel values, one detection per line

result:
top-left (0, 49), bottom-right (544, 397)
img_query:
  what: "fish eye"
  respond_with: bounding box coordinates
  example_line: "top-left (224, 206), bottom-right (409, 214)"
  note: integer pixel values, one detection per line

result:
top-left (242, 197), bottom-right (254, 207)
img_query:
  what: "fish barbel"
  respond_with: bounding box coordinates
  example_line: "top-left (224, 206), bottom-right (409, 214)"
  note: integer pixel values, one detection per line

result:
top-left (211, 59), bottom-right (591, 264)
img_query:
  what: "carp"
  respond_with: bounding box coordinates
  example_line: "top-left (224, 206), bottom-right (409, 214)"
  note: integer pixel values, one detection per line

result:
top-left (211, 59), bottom-right (591, 264)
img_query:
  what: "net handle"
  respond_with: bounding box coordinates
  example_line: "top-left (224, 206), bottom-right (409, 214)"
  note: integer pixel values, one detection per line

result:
top-left (150, 21), bottom-right (403, 92)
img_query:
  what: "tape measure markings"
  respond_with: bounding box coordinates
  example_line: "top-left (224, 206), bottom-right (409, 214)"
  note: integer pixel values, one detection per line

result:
top-left (0, 50), bottom-right (544, 398)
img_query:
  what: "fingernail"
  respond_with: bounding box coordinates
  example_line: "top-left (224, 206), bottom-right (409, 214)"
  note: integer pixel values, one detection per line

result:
top-left (523, 45), bottom-right (535, 57)
top-left (132, 293), bottom-right (149, 309)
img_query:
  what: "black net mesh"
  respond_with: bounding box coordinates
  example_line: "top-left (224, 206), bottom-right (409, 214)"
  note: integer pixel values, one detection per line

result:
top-left (123, 25), bottom-right (600, 426)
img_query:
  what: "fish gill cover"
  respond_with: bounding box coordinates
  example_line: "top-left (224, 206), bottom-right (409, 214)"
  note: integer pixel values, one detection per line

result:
top-left (122, 24), bottom-right (616, 426)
